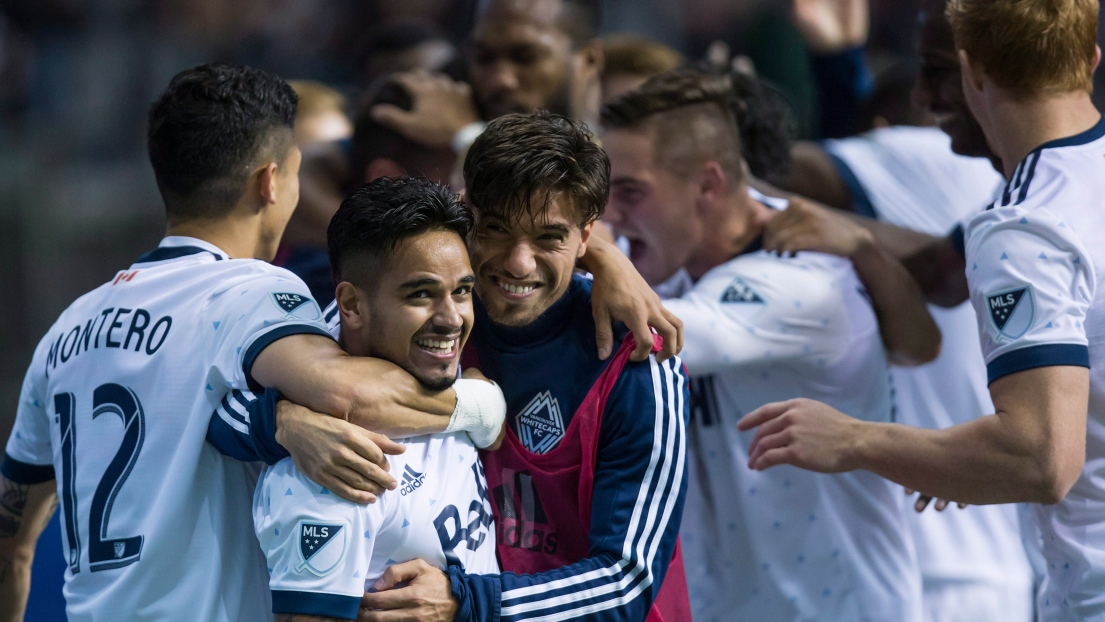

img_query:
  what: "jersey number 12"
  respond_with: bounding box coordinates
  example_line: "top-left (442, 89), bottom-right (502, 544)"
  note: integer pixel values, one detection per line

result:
top-left (54, 383), bottom-right (146, 573)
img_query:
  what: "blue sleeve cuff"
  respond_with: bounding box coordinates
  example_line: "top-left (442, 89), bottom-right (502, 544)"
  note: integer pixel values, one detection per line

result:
top-left (447, 565), bottom-right (501, 622)
top-left (1, 453), bottom-right (54, 484)
top-left (206, 389), bottom-right (291, 464)
top-left (243, 323), bottom-right (334, 392)
top-left (987, 343), bottom-right (1090, 384)
top-left (272, 590), bottom-right (360, 620)
top-left (949, 224), bottom-right (966, 259)
top-left (825, 151), bottom-right (876, 218)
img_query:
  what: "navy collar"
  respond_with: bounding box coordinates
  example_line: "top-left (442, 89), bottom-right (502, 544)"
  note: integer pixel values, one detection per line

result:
top-left (474, 276), bottom-right (587, 349)
top-left (1031, 113), bottom-right (1105, 152)
top-left (135, 236), bottom-right (229, 264)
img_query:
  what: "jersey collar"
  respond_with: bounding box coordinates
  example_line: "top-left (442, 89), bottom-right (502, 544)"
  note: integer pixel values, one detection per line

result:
top-left (1032, 113), bottom-right (1105, 152)
top-left (134, 236), bottom-right (231, 265)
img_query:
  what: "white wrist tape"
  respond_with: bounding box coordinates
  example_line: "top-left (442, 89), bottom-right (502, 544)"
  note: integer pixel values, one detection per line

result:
top-left (447, 378), bottom-right (506, 448)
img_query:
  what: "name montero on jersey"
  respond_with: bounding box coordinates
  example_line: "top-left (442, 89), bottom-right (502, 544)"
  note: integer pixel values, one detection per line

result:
top-left (46, 306), bottom-right (173, 378)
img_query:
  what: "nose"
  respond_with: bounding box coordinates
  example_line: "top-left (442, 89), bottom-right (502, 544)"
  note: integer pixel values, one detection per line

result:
top-left (485, 60), bottom-right (520, 94)
top-left (433, 297), bottom-right (465, 334)
top-left (502, 240), bottom-right (537, 278)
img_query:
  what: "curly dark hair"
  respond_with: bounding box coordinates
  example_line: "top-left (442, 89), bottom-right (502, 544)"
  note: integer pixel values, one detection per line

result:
top-left (463, 110), bottom-right (609, 226)
top-left (327, 176), bottom-right (472, 284)
top-left (147, 62), bottom-right (297, 221)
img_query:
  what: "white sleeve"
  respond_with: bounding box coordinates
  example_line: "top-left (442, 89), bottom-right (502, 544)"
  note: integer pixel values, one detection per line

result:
top-left (254, 459), bottom-right (387, 620)
top-left (3, 332), bottom-right (57, 482)
top-left (661, 254), bottom-right (852, 376)
top-left (203, 271), bottom-right (332, 392)
top-left (965, 205), bottom-right (1094, 384)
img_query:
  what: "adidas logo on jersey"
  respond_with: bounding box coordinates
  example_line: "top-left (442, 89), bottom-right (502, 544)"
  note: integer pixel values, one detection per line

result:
top-left (399, 464), bottom-right (426, 496)
top-left (720, 277), bottom-right (764, 304)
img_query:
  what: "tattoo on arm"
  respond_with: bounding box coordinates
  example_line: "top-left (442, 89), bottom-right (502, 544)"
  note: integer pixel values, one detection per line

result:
top-left (0, 479), bottom-right (29, 538)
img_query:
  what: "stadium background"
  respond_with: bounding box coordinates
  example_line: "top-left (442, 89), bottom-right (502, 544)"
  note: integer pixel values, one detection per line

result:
top-left (1, 1), bottom-right (1103, 619)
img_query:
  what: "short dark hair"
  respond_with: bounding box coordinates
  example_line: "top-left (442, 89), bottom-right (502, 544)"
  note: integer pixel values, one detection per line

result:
top-left (349, 79), bottom-right (455, 182)
top-left (327, 176), bottom-right (472, 285)
top-left (602, 68), bottom-right (744, 183)
top-left (147, 62), bottom-right (297, 222)
top-left (463, 111), bottom-right (609, 225)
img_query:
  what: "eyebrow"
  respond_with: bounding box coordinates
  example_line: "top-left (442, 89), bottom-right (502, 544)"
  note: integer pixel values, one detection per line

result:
top-left (399, 277), bottom-right (441, 290)
top-left (399, 274), bottom-right (476, 290)
top-left (541, 223), bottom-right (571, 235)
top-left (611, 177), bottom-right (643, 187)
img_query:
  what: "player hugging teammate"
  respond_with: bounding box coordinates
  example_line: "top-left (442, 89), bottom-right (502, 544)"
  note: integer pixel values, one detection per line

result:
top-left (6, 1), bottom-right (1105, 621)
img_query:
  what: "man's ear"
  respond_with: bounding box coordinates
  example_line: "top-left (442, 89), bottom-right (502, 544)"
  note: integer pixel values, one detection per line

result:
top-left (696, 161), bottom-right (728, 213)
top-left (365, 158), bottom-right (406, 183)
top-left (1094, 45), bottom-right (1102, 74)
top-left (335, 281), bottom-right (366, 331)
top-left (958, 49), bottom-right (985, 94)
top-left (257, 162), bottom-right (280, 209)
top-left (577, 220), bottom-right (595, 259)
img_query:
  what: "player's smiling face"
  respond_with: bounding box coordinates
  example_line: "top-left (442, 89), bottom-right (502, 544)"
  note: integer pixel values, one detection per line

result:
top-left (347, 230), bottom-right (475, 391)
top-left (603, 128), bottom-right (701, 286)
top-left (467, 193), bottom-right (592, 326)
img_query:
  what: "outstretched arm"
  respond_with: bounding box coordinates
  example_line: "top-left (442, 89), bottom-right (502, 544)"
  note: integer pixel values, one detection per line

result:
top-left (738, 364), bottom-right (1088, 504)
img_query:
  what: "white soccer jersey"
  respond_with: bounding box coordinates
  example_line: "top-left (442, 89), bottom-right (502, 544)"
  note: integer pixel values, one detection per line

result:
top-left (3, 237), bottom-right (331, 622)
top-left (962, 118), bottom-right (1105, 621)
top-left (666, 193), bottom-right (921, 622)
top-left (252, 302), bottom-right (499, 620)
top-left (256, 434), bottom-right (500, 619)
top-left (826, 126), bottom-right (1034, 621)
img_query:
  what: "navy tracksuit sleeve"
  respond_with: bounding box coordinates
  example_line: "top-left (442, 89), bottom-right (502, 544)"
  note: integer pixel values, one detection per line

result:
top-left (205, 387), bottom-right (291, 464)
top-left (452, 355), bottom-right (690, 622)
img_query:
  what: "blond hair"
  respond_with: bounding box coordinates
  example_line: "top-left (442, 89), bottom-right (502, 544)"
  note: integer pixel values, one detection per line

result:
top-left (601, 34), bottom-right (685, 80)
top-left (946, 0), bottom-right (1098, 95)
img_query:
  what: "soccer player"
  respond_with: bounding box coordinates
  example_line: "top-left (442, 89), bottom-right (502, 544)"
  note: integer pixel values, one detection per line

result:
top-left (737, 0), bottom-right (1105, 618)
top-left (0, 62), bottom-right (683, 621)
top-left (348, 111), bottom-right (692, 621)
top-left (0, 62), bottom-right (512, 622)
top-left (255, 177), bottom-right (501, 621)
top-left (600, 68), bottom-right (936, 621)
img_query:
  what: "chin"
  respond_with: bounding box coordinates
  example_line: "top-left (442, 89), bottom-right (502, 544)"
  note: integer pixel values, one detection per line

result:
top-left (416, 374), bottom-right (457, 391)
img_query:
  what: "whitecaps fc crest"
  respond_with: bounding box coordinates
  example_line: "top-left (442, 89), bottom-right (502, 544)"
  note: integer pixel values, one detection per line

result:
top-left (295, 521), bottom-right (347, 576)
top-left (517, 391), bottom-right (565, 454)
top-left (986, 286), bottom-right (1035, 342)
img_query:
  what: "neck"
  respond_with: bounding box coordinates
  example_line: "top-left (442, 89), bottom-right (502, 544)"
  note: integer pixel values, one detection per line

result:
top-left (165, 214), bottom-right (267, 260)
top-left (685, 184), bottom-right (767, 279)
top-left (985, 89), bottom-right (1101, 178)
